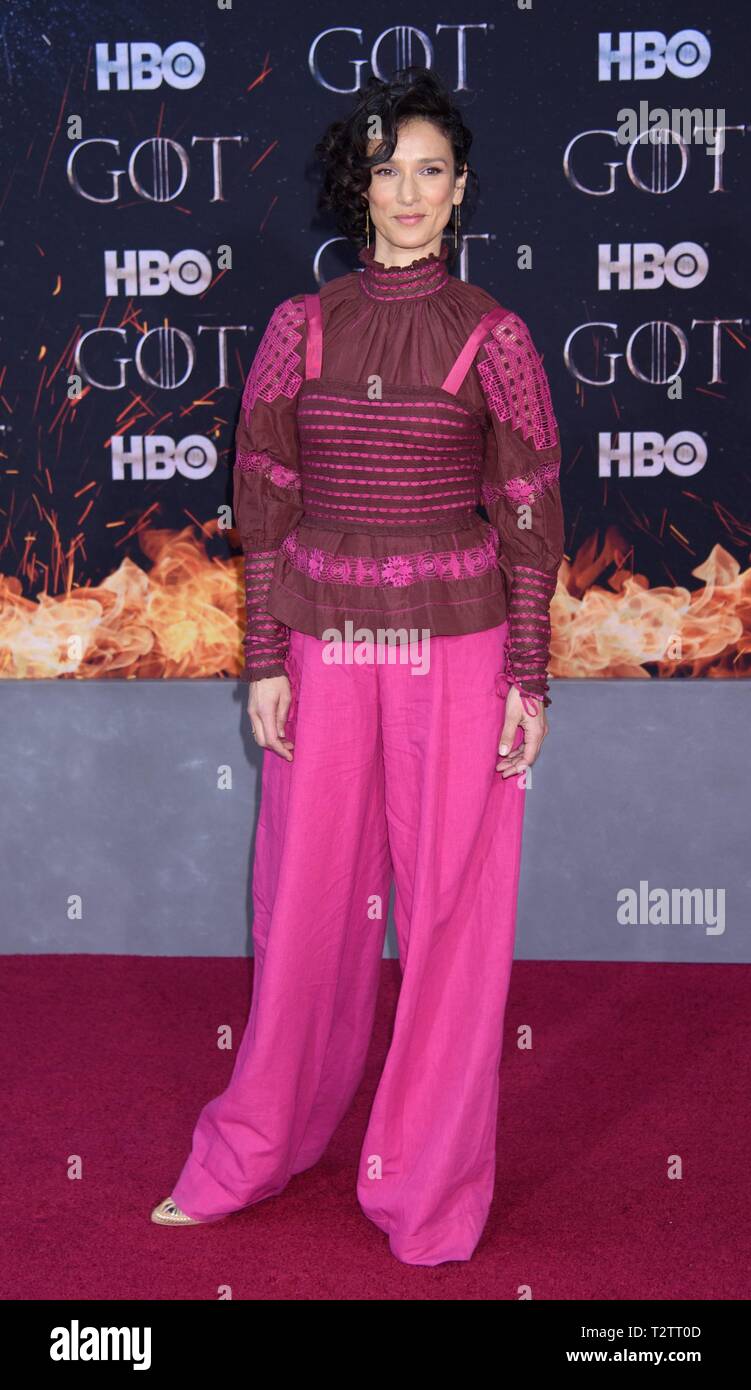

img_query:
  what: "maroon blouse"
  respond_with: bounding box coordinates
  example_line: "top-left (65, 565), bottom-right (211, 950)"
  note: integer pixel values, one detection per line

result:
top-left (232, 241), bottom-right (564, 707)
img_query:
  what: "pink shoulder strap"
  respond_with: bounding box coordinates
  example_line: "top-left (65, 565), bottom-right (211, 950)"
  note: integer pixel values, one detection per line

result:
top-left (440, 305), bottom-right (509, 396)
top-left (303, 292), bottom-right (322, 380)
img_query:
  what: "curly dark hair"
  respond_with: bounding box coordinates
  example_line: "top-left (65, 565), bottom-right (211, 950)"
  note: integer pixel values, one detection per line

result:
top-left (314, 66), bottom-right (479, 261)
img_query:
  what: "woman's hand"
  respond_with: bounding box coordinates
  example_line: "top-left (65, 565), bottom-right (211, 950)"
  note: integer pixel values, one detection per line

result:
top-left (496, 686), bottom-right (548, 779)
top-left (247, 675), bottom-right (295, 761)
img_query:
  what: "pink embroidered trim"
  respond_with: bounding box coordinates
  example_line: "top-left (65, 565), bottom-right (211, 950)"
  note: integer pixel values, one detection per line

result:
top-left (357, 243), bottom-right (450, 301)
top-left (494, 670), bottom-right (543, 718)
top-left (502, 562), bottom-right (558, 706)
top-left (477, 312), bottom-right (559, 451)
top-left (241, 297), bottom-right (305, 415)
top-left (480, 459), bottom-right (560, 508)
top-left (236, 448), bottom-right (301, 492)
top-left (240, 546), bottom-right (290, 678)
top-left (279, 528), bottom-right (499, 588)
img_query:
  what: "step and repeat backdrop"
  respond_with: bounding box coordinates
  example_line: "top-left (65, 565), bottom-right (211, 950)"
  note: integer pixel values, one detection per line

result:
top-left (1, 0), bottom-right (748, 683)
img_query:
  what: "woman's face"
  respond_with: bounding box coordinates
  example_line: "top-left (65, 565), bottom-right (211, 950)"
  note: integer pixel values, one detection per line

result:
top-left (363, 117), bottom-right (466, 264)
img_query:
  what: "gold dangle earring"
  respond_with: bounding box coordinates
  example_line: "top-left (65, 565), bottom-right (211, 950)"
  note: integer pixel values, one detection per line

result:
top-left (365, 205), bottom-right (370, 249)
top-left (453, 203), bottom-right (461, 250)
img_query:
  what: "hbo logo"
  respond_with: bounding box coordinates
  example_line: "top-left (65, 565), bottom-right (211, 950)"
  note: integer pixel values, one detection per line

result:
top-left (104, 250), bottom-right (212, 297)
top-left (598, 30), bottom-right (710, 82)
top-left (599, 432), bottom-right (706, 477)
top-left (111, 436), bottom-right (217, 480)
top-left (95, 42), bottom-right (205, 91)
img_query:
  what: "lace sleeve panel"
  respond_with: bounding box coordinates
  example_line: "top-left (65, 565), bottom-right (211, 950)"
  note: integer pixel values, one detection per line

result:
top-left (233, 296), bottom-right (306, 682)
top-left (477, 311), bottom-right (564, 709)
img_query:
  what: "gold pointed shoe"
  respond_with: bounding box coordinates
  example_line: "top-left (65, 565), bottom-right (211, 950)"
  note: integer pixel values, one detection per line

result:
top-left (150, 1196), bottom-right (202, 1226)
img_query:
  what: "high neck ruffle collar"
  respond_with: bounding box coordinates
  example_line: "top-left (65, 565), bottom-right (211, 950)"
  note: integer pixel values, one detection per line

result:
top-left (358, 241), bottom-right (450, 301)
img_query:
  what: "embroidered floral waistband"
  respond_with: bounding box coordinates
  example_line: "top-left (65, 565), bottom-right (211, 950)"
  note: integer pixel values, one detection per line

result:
top-left (279, 528), bottom-right (500, 588)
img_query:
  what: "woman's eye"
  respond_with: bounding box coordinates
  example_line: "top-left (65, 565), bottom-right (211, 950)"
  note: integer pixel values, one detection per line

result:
top-left (373, 167), bottom-right (443, 176)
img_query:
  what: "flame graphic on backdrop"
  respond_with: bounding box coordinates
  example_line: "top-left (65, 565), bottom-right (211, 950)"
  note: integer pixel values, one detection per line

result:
top-left (0, 521), bottom-right (748, 679)
top-left (554, 527), bottom-right (750, 681)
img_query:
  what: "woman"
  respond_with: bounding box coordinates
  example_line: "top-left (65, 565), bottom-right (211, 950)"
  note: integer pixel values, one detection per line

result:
top-left (151, 66), bottom-right (564, 1267)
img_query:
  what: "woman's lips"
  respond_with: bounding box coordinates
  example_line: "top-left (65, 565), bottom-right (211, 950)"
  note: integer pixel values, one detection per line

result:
top-left (395, 215), bottom-right (425, 223)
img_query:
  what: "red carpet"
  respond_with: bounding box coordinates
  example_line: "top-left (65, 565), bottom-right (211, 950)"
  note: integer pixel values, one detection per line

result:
top-left (2, 955), bottom-right (749, 1300)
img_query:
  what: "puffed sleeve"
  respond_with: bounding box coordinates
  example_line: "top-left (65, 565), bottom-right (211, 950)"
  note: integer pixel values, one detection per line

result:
top-left (233, 295), bottom-right (306, 681)
top-left (476, 309), bottom-right (564, 710)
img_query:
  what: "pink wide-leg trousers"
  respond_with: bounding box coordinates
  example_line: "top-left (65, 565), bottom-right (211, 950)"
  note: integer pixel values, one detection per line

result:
top-left (171, 620), bottom-right (527, 1265)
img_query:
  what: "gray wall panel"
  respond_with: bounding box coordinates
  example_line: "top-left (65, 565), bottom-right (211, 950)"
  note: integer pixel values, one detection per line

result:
top-left (1, 680), bottom-right (747, 961)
